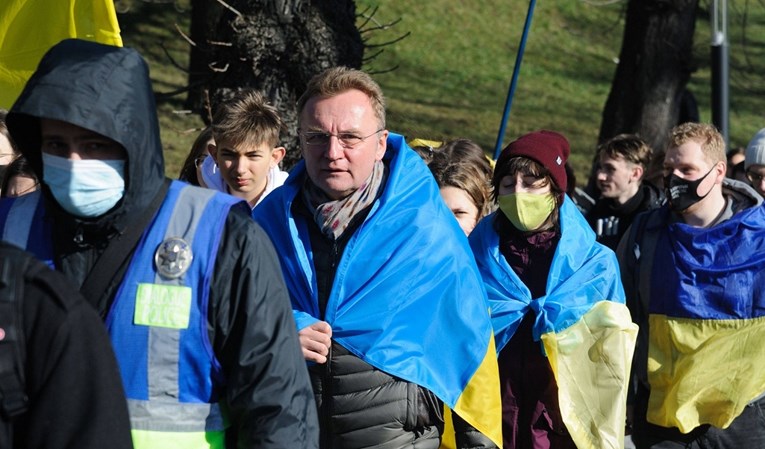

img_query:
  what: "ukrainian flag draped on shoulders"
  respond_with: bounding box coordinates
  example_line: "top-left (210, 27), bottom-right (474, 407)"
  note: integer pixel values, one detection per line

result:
top-left (469, 198), bottom-right (638, 449)
top-left (0, 0), bottom-right (122, 109)
top-left (647, 204), bottom-right (765, 433)
top-left (252, 133), bottom-right (502, 446)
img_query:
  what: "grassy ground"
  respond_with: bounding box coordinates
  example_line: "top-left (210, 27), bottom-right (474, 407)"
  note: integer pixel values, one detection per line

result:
top-left (117, 0), bottom-right (765, 182)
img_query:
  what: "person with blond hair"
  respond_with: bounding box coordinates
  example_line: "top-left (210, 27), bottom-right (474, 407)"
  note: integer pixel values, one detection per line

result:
top-left (618, 122), bottom-right (765, 448)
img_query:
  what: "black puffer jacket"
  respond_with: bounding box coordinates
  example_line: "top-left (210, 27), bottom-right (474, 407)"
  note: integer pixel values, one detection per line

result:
top-left (297, 198), bottom-right (442, 449)
top-left (296, 196), bottom-right (496, 449)
top-left (6, 39), bottom-right (318, 448)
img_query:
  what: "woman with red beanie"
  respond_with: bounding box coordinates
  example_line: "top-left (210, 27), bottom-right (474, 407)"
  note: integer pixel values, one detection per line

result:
top-left (469, 130), bottom-right (637, 449)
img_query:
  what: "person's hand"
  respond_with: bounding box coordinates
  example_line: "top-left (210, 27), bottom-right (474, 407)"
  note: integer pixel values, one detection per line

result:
top-left (298, 321), bottom-right (332, 363)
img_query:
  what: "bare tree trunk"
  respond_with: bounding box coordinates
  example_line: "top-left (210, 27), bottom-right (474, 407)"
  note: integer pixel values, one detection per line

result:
top-left (186, 0), bottom-right (364, 168)
top-left (599, 0), bottom-right (699, 153)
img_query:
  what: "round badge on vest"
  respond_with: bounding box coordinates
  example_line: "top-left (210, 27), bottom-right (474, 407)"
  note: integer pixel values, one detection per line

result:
top-left (154, 237), bottom-right (193, 279)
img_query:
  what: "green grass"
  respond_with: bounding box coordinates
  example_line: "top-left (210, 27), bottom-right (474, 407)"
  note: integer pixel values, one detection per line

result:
top-left (117, 0), bottom-right (765, 182)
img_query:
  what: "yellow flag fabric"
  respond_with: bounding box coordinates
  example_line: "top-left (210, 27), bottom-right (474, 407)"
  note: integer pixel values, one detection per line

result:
top-left (438, 336), bottom-right (502, 449)
top-left (541, 301), bottom-right (638, 449)
top-left (0, 0), bottom-right (122, 108)
top-left (647, 315), bottom-right (765, 433)
top-left (451, 335), bottom-right (502, 446)
top-left (643, 203), bottom-right (765, 432)
top-left (439, 407), bottom-right (456, 449)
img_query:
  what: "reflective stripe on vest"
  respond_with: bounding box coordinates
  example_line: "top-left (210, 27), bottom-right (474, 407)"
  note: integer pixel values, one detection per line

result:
top-left (105, 181), bottom-right (241, 449)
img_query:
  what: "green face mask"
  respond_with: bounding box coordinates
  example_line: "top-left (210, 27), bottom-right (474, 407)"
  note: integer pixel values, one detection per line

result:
top-left (497, 192), bottom-right (556, 232)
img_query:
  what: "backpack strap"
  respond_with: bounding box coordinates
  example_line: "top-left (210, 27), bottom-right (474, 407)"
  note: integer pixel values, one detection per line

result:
top-left (0, 251), bottom-right (32, 419)
top-left (80, 178), bottom-right (170, 306)
top-left (625, 209), bottom-right (663, 399)
top-left (630, 209), bottom-right (662, 317)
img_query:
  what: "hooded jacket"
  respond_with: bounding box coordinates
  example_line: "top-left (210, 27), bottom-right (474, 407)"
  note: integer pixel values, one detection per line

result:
top-left (617, 178), bottom-right (765, 439)
top-left (3, 39), bottom-right (317, 449)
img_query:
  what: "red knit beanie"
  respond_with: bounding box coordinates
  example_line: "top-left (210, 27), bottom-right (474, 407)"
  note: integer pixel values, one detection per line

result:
top-left (498, 130), bottom-right (570, 192)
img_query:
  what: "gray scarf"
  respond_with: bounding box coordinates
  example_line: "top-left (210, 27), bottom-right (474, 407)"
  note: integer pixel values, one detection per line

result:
top-left (302, 160), bottom-right (385, 240)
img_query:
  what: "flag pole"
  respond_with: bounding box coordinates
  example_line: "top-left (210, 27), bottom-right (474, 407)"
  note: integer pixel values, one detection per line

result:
top-left (493, 0), bottom-right (537, 160)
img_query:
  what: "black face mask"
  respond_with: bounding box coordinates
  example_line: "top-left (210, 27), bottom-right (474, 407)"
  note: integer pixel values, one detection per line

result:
top-left (0, 165), bottom-right (7, 186)
top-left (664, 166), bottom-right (716, 212)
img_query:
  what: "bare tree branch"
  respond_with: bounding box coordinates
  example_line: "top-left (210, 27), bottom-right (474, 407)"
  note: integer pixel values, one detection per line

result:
top-left (367, 65), bottom-right (400, 75)
top-left (160, 41), bottom-right (190, 73)
top-left (208, 62), bottom-right (230, 72)
top-left (356, 5), bottom-right (379, 31)
top-left (364, 31), bottom-right (411, 48)
top-left (359, 17), bottom-right (403, 34)
top-left (362, 49), bottom-right (384, 63)
top-left (175, 23), bottom-right (196, 47)
top-left (214, 0), bottom-right (243, 19)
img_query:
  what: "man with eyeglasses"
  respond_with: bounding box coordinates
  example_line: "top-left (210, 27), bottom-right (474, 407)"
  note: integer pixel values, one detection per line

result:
top-left (253, 67), bottom-right (502, 449)
top-left (745, 128), bottom-right (765, 197)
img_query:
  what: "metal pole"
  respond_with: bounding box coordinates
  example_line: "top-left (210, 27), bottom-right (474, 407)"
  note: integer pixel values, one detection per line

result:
top-left (493, 0), bottom-right (537, 160)
top-left (711, 0), bottom-right (729, 147)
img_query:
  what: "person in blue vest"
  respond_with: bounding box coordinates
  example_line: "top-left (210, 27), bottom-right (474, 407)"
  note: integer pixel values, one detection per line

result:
top-left (252, 67), bottom-right (502, 449)
top-left (0, 39), bottom-right (318, 449)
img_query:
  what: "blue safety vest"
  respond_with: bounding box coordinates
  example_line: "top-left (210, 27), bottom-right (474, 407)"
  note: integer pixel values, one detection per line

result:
top-left (0, 181), bottom-right (241, 449)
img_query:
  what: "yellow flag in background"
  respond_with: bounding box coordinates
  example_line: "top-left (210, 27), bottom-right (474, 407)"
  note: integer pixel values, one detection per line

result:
top-left (0, 0), bottom-right (122, 109)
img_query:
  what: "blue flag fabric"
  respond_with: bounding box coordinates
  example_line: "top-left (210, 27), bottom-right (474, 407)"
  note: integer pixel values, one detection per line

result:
top-left (650, 204), bottom-right (765, 319)
top-left (252, 133), bottom-right (497, 412)
top-left (469, 198), bottom-right (626, 351)
top-left (469, 199), bottom-right (635, 449)
top-left (646, 204), bottom-right (765, 431)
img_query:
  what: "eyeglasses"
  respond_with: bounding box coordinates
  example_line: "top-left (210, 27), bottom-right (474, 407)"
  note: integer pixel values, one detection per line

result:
top-left (194, 155), bottom-right (207, 168)
top-left (301, 129), bottom-right (383, 149)
top-left (746, 170), bottom-right (765, 184)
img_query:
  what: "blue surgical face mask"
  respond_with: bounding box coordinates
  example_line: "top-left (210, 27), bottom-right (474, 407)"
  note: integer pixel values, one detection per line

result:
top-left (42, 153), bottom-right (126, 218)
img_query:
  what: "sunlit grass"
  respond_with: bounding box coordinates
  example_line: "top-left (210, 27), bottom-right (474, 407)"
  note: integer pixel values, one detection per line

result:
top-left (119, 0), bottom-right (765, 181)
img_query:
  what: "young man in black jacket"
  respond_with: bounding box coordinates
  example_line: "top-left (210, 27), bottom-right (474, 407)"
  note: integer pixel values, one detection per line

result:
top-left (0, 39), bottom-right (317, 449)
top-left (0, 243), bottom-right (132, 449)
top-left (587, 134), bottom-right (664, 250)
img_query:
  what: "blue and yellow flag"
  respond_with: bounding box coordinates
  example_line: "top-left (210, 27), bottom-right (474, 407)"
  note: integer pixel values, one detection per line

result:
top-left (469, 199), bottom-right (637, 449)
top-left (647, 204), bottom-right (765, 433)
top-left (253, 133), bottom-right (502, 446)
top-left (0, 0), bottom-right (122, 109)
